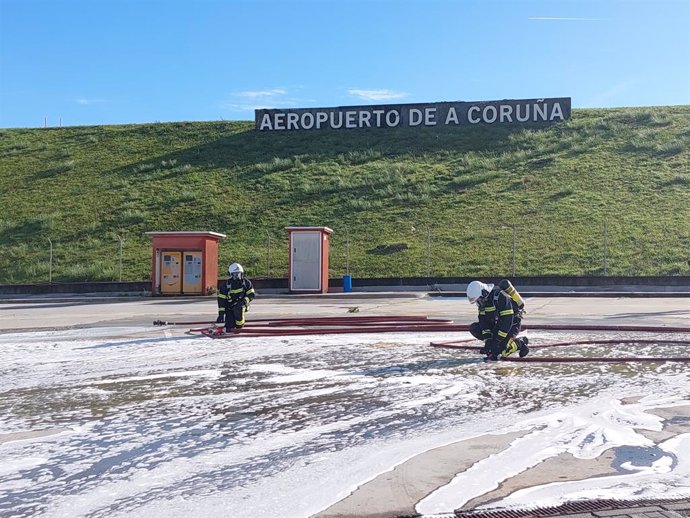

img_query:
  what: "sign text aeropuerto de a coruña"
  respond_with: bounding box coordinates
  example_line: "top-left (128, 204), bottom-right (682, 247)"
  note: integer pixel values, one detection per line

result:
top-left (255, 97), bottom-right (571, 131)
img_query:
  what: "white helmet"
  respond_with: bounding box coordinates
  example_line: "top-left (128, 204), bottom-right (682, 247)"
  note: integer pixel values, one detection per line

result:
top-left (228, 262), bottom-right (244, 277)
top-left (467, 280), bottom-right (494, 305)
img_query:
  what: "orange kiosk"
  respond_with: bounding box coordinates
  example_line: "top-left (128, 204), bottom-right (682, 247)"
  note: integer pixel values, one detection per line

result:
top-left (145, 231), bottom-right (226, 296)
top-left (286, 226), bottom-right (332, 294)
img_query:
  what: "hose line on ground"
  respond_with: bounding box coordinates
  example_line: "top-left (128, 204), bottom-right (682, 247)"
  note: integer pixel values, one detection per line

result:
top-left (176, 316), bottom-right (690, 362)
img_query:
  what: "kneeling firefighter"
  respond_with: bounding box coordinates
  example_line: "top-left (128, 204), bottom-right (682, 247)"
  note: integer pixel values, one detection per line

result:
top-left (216, 263), bottom-right (256, 332)
top-left (466, 279), bottom-right (529, 361)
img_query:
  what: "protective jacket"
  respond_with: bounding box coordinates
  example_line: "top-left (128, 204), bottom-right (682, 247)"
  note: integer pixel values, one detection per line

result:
top-left (477, 284), bottom-right (523, 348)
top-left (217, 277), bottom-right (255, 328)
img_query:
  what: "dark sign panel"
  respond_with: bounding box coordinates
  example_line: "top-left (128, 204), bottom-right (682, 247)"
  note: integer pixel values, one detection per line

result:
top-left (255, 97), bottom-right (571, 131)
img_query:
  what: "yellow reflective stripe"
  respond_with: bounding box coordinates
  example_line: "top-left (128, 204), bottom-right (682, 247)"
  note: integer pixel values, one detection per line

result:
top-left (230, 288), bottom-right (244, 294)
top-left (499, 309), bottom-right (514, 316)
top-left (479, 310), bottom-right (486, 315)
top-left (246, 288), bottom-right (255, 295)
top-left (484, 306), bottom-right (496, 312)
top-left (236, 307), bottom-right (246, 326)
top-left (218, 308), bottom-right (225, 312)
top-left (482, 330), bottom-right (491, 336)
top-left (218, 293), bottom-right (227, 299)
top-left (497, 330), bottom-right (508, 337)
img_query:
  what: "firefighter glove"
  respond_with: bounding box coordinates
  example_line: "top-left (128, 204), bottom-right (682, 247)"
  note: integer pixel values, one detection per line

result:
top-left (479, 341), bottom-right (489, 355)
top-left (485, 338), bottom-right (499, 356)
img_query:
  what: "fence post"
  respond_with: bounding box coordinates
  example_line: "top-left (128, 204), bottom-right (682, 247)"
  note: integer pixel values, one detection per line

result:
top-left (345, 227), bottom-right (350, 276)
top-left (513, 223), bottom-right (515, 277)
top-left (603, 221), bottom-right (608, 276)
top-left (48, 238), bottom-right (53, 284)
top-left (426, 225), bottom-right (431, 278)
top-left (266, 230), bottom-right (271, 278)
top-left (116, 234), bottom-right (124, 282)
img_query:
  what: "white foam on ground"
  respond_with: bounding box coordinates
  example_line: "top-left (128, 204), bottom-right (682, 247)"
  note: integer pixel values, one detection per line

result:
top-left (495, 432), bottom-right (690, 507)
top-left (1, 329), bottom-right (689, 518)
top-left (0, 456), bottom-right (48, 477)
top-left (416, 394), bottom-right (686, 514)
top-left (90, 369), bottom-right (221, 385)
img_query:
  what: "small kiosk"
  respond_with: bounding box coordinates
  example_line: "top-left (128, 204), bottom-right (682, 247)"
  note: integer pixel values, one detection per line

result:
top-left (286, 226), bottom-right (333, 294)
top-left (145, 231), bottom-right (226, 296)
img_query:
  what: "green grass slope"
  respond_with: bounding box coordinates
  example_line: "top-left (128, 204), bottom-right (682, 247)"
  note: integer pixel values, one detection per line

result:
top-left (1, 106), bottom-right (689, 284)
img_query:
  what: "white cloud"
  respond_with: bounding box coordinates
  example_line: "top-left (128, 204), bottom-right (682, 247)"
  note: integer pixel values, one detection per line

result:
top-left (528, 17), bottom-right (605, 21)
top-left (348, 89), bottom-right (408, 101)
top-left (221, 102), bottom-right (295, 112)
top-left (238, 89), bottom-right (287, 98)
top-left (75, 98), bottom-right (105, 105)
top-left (220, 88), bottom-right (318, 113)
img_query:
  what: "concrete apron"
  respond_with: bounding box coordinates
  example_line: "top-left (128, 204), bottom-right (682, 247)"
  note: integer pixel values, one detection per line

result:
top-left (1, 294), bottom-right (689, 517)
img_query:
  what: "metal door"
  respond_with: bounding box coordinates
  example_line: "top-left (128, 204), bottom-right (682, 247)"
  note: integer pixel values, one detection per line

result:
top-left (161, 252), bottom-right (182, 295)
top-left (182, 251), bottom-right (203, 294)
top-left (292, 232), bottom-right (321, 290)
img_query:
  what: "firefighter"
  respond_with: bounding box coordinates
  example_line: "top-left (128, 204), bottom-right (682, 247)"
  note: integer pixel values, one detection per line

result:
top-left (216, 263), bottom-right (256, 333)
top-left (466, 279), bottom-right (529, 361)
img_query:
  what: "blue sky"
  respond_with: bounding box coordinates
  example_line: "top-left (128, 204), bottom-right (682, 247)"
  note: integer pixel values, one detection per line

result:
top-left (1, 0), bottom-right (688, 128)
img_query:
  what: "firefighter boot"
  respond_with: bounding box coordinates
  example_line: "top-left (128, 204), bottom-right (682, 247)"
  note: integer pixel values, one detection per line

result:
top-left (518, 337), bottom-right (530, 358)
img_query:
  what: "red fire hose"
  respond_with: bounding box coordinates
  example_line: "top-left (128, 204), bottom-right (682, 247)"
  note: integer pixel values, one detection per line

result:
top-left (173, 316), bottom-right (690, 363)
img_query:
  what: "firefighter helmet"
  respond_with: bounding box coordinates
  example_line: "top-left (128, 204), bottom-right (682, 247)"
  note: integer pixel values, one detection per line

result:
top-left (228, 263), bottom-right (244, 277)
top-left (467, 280), bottom-right (493, 305)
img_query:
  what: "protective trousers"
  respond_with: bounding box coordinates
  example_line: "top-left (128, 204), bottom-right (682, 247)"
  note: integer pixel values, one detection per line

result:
top-left (225, 302), bottom-right (246, 331)
top-left (469, 319), bottom-right (523, 357)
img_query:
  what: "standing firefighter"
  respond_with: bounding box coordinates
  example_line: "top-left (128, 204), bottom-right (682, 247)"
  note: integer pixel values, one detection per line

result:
top-left (466, 279), bottom-right (529, 361)
top-left (216, 263), bottom-right (256, 333)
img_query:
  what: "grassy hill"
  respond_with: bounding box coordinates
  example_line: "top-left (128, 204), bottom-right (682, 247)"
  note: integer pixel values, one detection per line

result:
top-left (1, 105), bottom-right (689, 284)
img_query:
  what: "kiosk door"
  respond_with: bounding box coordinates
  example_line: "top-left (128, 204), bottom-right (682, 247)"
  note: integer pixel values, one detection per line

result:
top-left (161, 252), bottom-right (182, 295)
top-left (182, 251), bottom-right (203, 294)
top-left (292, 231), bottom-right (321, 290)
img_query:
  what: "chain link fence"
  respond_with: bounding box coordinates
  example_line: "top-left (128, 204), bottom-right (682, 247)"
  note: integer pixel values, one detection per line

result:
top-left (1, 219), bottom-right (689, 284)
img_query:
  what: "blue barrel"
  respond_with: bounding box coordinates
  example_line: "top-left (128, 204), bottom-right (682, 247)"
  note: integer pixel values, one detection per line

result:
top-left (343, 275), bottom-right (353, 292)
